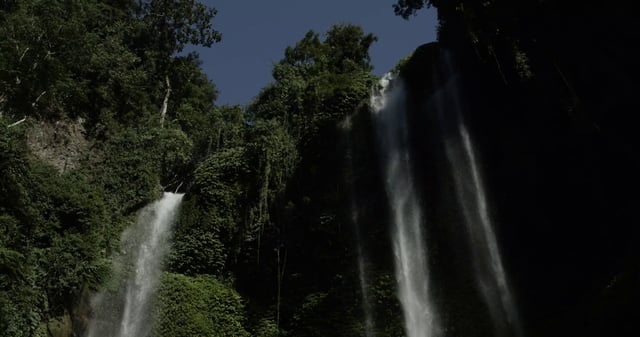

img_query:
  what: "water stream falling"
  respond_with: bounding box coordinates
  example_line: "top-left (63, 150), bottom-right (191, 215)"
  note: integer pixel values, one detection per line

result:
top-left (343, 115), bottom-right (376, 337)
top-left (434, 54), bottom-right (522, 337)
top-left (85, 192), bottom-right (184, 337)
top-left (371, 73), bottom-right (440, 337)
top-left (352, 208), bottom-right (376, 337)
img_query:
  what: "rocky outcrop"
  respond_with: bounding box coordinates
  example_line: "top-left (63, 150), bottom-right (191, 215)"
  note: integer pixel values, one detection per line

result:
top-left (46, 313), bottom-right (72, 337)
top-left (27, 118), bottom-right (90, 173)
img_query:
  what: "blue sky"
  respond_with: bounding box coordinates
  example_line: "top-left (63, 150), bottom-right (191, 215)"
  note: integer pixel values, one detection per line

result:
top-left (191, 1), bottom-right (438, 106)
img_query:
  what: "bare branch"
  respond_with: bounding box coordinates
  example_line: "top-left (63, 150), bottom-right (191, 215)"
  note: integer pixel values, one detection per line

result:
top-left (32, 91), bottom-right (46, 107)
top-left (7, 116), bottom-right (26, 128)
top-left (19, 47), bottom-right (30, 63)
top-left (174, 181), bottom-right (184, 193)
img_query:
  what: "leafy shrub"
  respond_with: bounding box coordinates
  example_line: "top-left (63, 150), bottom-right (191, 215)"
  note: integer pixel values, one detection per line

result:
top-left (153, 272), bottom-right (250, 337)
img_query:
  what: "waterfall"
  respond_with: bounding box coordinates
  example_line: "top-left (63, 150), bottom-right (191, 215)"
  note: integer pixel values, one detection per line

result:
top-left (371, 73), bottom-right (440, 337)
top-left (434, 55), bottom-right (522, 337)
top-left (85, 192), bottom-right (184, 337)
top-left (342, 114), bottom-right (376, 337)
top-left (353, 208), bottom-right (376, 337)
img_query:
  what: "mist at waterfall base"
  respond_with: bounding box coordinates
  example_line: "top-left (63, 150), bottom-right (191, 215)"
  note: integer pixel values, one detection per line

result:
top-left (85, 193), bottom-right (184, 337)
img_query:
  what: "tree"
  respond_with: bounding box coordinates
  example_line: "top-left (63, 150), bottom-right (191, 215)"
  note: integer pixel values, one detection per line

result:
top-left (251, 24), bottom-right (376, 141)
top-left (138, 0), bottom-right (221, 56)
top-left (393, 0), bottom-right (432, 19)
top-left (136, 0), bottom-right (221, 126)
top-left (237, 25), bottom-right (377, 335)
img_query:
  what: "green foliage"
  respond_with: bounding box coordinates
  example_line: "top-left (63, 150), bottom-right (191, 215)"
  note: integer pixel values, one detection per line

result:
top-left (0, 0), bottom-right (220, 128)
top-left (252, 24), bottom-right (376, 139)
top-left (288, 286), bottom-right (363, 337)
top-left (0, 125), bottom-right (29, 221)
top-left (157, 127), bottom-right (194, 185)
top-left (253, 318), bottom-right (279, 337)
top-left (24, 162), bottom-right (109, 312)
top-left (138, 0), bottom-right (221, 55)
top-left (153, 273), bottom-right (249, 337)
top-left (245, 119), bottom-right (298, 226)
top-left (1, 4), bottom-right (393, 337)
top-left (0, 0), bottom-right (141, 120)
top-left (1, 118), bottom-right (114, 333)
top-left (393, 0), bottom-right (432, 19)
top-left (194, 146), bottom-right (248, 210)
top-left (0, 287), bottom-right (43, 337)
top-left (169, 146), bottom-right (249, 275)
top-left (89, 128), bottom-right (161, 213)
top-left (324, 25), bottom-right (376, 73)
top-left (234, 24), bottom-right (380, 337)
top-left (0, 1), bottom-right (247, 336)
top-left (369, 273), bottom-right (404, 337)
top-left (170, 54), bottom-right (221, 157)
top-left (39, 234), bottom-right (109, 308)
top-left (0, 245), bottom-right (26, 282)
top-left (170, 226), bottom-right (226, 275)
top-left (0, 244), bottom-right (42, 337)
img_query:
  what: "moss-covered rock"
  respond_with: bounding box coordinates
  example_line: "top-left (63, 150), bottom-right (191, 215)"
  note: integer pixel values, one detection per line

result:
top-left (46, 313), bottom-right (72, 337)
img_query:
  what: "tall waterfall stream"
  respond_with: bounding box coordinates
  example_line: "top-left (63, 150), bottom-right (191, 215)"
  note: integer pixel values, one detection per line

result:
top-left (85, 192), bottom-right (184, 337)
top-left (369, 64), bottom-right (520, 337)
top-left (434, 56), bottom-right (522, 337)
top-left (372, 73), bottom-right (440, 337)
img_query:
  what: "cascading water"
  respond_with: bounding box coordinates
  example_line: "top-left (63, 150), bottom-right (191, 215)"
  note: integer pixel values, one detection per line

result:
top-left (371, 73), bottom-right (439, 337)
top-left (352, 207), bottom-right (376, 337)
top-left (433, 54), bottom-right (522, 337)
top-left (342, 115), bottom-right (376, 337)
top-left (85, 192), bottom-right (184, 337)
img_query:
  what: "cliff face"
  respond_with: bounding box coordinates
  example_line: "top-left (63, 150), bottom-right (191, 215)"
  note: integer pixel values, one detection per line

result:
top-left (27, 119), bottom-right (90, 174)
top-left (397, 2), bottom-right (640, 336)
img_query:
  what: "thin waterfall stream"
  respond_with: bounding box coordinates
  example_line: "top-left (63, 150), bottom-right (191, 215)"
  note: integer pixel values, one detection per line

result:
top-left (433, 56), bottom-right (522, 337)
top-left (85, 192), bottom-right (184, 337)
top-left (371, 73), bottom-right (440, 337)
top-left (343, 114), bottom-right (376, 337)
top-left (352, 207), bottom-right (376, 337)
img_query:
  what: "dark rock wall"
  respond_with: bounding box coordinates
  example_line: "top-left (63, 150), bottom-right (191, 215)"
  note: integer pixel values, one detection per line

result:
top-left (394, 1), bottom-right (640, 335)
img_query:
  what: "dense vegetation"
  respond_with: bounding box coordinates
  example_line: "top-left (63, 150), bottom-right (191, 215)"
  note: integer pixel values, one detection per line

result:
top-left (1, 1), bottom-right (638, 337)
top-left (0, 1), bottom-right (399, 336)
